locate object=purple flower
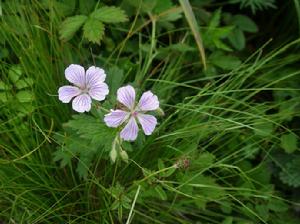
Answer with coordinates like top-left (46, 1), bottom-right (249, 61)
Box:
top-left (104, 85), bottom-right (159, 141)
top-left (58, 64), bottom-right (109, 112)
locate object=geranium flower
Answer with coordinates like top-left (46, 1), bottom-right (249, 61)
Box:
top-left (58, 64), bottom-right (109, 112)
top-left (104, 85), bottom-right (159, 141)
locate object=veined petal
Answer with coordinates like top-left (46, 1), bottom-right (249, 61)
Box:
top-left (137, 113), bottom-right (157, 135)
top-left (65, 64), bottom-right (86, 88)
top-left (86, 66), bottom-right (106, 87)
top-left (117, 85), bottom-right (136, 110)
top-left (88, 83), bottom-right (109, 101)
top-left (120, 116), bottom-right (139, 141)
top-left (137, 91), bottom-right (159, 111)
top-left (72, 94), bottom-right (92, 113)
top-left (104, 109), bottom-right (129, 127)
top-left (58, 85), bottom-right (81, 103)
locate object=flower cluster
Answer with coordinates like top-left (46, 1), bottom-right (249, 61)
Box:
top-left (58, 64), bottom-right (160, 141)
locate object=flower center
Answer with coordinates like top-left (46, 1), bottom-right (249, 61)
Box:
top-left (131, 111), bottom-right (138, 117)
top-left (81, 87), bottom-right (89, 94)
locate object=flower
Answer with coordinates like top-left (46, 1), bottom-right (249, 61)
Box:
top-left (104, 85), bottom-right (159, 141)
top-left (58, 64), bottom-right (109, 112)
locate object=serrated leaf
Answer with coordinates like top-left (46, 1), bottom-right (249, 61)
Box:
top-left (232, 15), bottom-right (258, 33)
top-left (279, 157), bottom-right (300, 187)
top-left (91, 6), bottom-right (128, 23)
top-left (154, 185), bottom-right (167, 200)
top-left (53, 149), bottom-right (73, 167)
top-left (281, 133), bottom-right (298, 154)
top-left (59, 15), bottom-right (87, 41)
top-left (83, 18), bottom-right (105, 44)
top-left (0, 81), bottom-right (11, 90)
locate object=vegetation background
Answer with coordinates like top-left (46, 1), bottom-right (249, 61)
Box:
top-left (0, 0), bottom-right (300, 223)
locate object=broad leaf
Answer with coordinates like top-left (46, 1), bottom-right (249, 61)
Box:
top-left (91, 6), bottom-right (128, 23)
top-left (59, 15), bottom-right (87, 41)
top-left (232, 15), bottom-right (258, 33)
top-left (281, 133), bottom-right (298, 154)
top-left (83, 18), bottom-right (105, 44)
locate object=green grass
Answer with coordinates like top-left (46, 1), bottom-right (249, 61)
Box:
top-left (1, 0), bottom-right (300, 223)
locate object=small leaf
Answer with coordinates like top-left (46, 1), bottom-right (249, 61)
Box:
top-left (228, 28), bottom-right (245, 50)
top-left (232, 15), bottom-right (258, 33)
top-left (209, 51), bottom-right (241, 70)
top-left (154, 185), bottom-right (167, 200)
top-left (91, 6), bottom-right (128, 23)
top-left (83, 18), bottom-right (105, 44)
top-left (8, 65), bottom-right (22, 82)
top-left (254, 122), bottom-right (273, 137)
top-left (59, 15), bottom-right (87, 41)
top-left (281, 133), bottom-right (298, 154)
top-left (15, 78), bottom-right (34, 89)
top-left (158, 159), bottom-right (165, 170)
top-left (16, 91), bottom-right (33, 103)
top-left (0, 81), bottom-right (11, 90)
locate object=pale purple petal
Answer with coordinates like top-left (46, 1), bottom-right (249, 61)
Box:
top-left (58, 86), bottom-right (81, 103)
top-left (104, 109), bottom-right (129, 127)
top-left (137, 91), bottom-right (159, 111)
top-left (88, 83), bottom-right (109, 101)
top-left (72, 94), bottom-right (92, 113)
top-left (120, 117), bottom-right (139, 141)
top-left (137, 113), bottom-right (157, 135)
top-left (117, 85), bottom-right (136, 110)
top-left (86, 66), bottom-right (106, 88)
top-left (65, 64), bottom-right (86, 88)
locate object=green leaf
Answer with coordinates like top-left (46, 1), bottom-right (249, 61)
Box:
top-left (154, 0), bottom-right (172, 13)
top-left (279, 157), bottom-right (300, 187)
top-left (228, 28), bottom-right (246, 50)
top-left (0, 81), bottom-right (11, 90)
top-left (106, 66), bottom-right (124, 96)
top-left (53, 149), bottom-right (73, 167)
top-left (158, 159), bottom-right (165, 170)
top-left (254, 122), bottom-right (273, 137)
top-left (91, 6), bottom-right (128, 23)
top-left (209, 51), bottom-right (241, 70)
top-left (16, 91), bottom-right (33, 103)
top-left (59, 15), bottom-right (87, 41)
top-left (8, 65), bottom-right (22, 82)
top-left (154, 185), bottom-right (167, 200)
top-left (208, 8), bottom-right (221, 29)
top-left (79, 0), bottom-right (95, 15)
top-left (15, 78), bottom-right (34, 89)
top-left (281, 133), bottom-right (298, 154)
top-left (83, 18), bottom-right (105, 44)
top-left (232, 15), bottom-right (258, 33)
top-left (222, 217), bottom-right (233, 224)
top-left (268, 198), bottom-right (288, 212)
